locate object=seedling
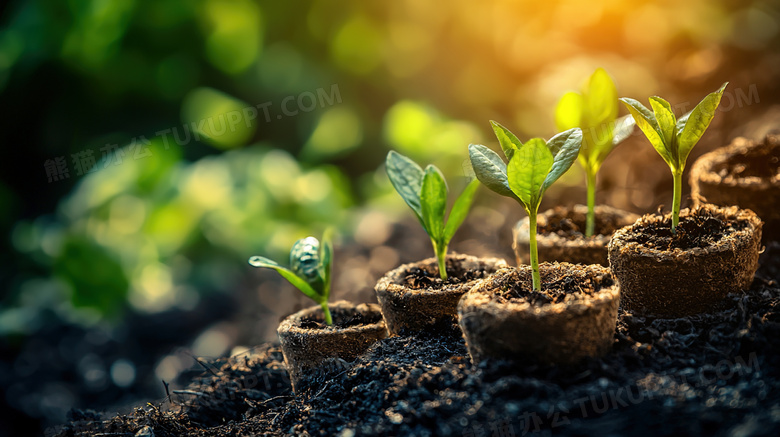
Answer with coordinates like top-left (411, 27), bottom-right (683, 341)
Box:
top-left (386, 151), bottom-right (480, 280)
top-left (620, 83), bottom-right (728, 231)
top-left (470, 123), bottom-right (582, 291)
top-left (249, 233), bottom-right (333, 325)
top-left (555, 68), bottom-right (636, 236)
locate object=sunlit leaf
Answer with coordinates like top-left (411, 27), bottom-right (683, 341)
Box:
top-left (678, 82), bottom-right (728, 166)
top-left (468, 144), bottom-right (518, 201)
top-left (248, 255), bottom-right (324, 303)
top-left (543, 128), bottom-right (582, 192)
top-left (386, 151), bottom-right (424, 222)
top-left (555, 91), bottom-right (584, 132)
top-left (620, 97), bottom-right (672, 166)
top-left (490, 120), bottom-right (523, 160)
top-left (420, 165), bottom-right (447, 240)
top-left (507, 139), bottom-right (553, 209)
top-left (586, 68), bottom-right (618, 126)
top-left (649, 97), bottom-right (676, 148)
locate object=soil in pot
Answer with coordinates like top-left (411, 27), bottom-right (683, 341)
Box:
top-left (277, 300), bottom-right (387, 391)
top-left (690, 134), bottom-right (780, 241)
top-left (374, 253), bottom-right (507, 336)
top-left (458, 262), bottom-right (619, 365)
top-left (608, 204), bottom-right (762, 317)
top-left (513, 204), bottom-right (639, 266)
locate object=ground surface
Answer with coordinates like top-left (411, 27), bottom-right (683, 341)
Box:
top-left (50, 243), bottom-right (780, 437)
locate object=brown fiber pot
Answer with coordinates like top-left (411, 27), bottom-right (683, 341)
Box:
top-left (608, 204), bottom-right (762, 317)
top-left (277, 300), bottom-right (387, 391)
top-left (513, 205), bottom-right (639, 266)
top-left (690, 134), bottom-right (780, 241)
top-left (374, 253), bottom-right (508, 336)
top-left (457, 263), bottom-right (619, 365)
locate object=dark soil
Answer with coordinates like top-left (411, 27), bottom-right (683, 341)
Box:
top-left (298, 305), bottom-right (383, 330)
top-left (402, 257), bottom-right (489, 290)
top-left (713, 137), bottom-right (780, 179)
top-left (497, 264), bottom-right (614, 306)
top-left (538, 208), bottom-right (626, 239)
top-left (624, 208), bottom-right (749, 251)
top-left (53, 257), bottom-right (780, 436)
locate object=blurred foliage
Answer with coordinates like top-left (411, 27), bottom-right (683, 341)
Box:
top-left (1, 0), bottom-right (779, 334)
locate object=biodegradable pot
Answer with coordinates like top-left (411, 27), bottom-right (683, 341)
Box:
top-left (277, 300), bottom-right (387, 391)
top-left (690, 134), bottom-right (780, 241)
top-left (608, 204), bottom-right (762, 317)
top-left (374, 253), bottom-right (508, 336)
top-left (457, 263), bottom-right (619, 365)
top-left (513, 204), bottom-right (639, 266)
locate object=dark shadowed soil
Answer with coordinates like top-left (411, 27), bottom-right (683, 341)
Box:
top-left (623, 209), bottom-right (749, 251)
top-left (298, 304), bottom-right (383, 330)
top-left (538, 208), bottom-right (627, 239)
top-left (51, 244), bottom-right (780, 437)
top-left (402, 257), bottom-right (492, 290)
top-left (499, 264), bottom-right (614, 306)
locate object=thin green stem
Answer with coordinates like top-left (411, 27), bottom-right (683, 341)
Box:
top-left (585, 169), bottom-right (597, 238)
top-left (321, 302), bottom-right (333, 325)
top-left (672, 170), bottom-right (683, 232)
top-left (528, 211), bottom-right (541, 292)
top-left (434, 240), bottom-right (448, 280)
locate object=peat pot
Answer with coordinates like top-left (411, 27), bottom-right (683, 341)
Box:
top-left (277, 300), bottom-right (387, 391)
top-left (513, 205), bottom-right (639, 266)
top-left (457, 263), bottom-right (620, 365)
top-left (608, 204), bottom-right (762, 317)
top-left (375, 253), bottom-right (507, 336)
top-left (690, 134), bottom-right (780, 241)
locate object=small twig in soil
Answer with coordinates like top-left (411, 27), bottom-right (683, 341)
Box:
top-left (172, 390), bottom-right (207, 396)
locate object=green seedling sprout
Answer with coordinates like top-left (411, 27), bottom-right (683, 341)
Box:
top-left (248, 233), bottom-right (333, 325)
top-left (620, 83), bottom-right (728, 232)
top-left (386, 151), bottom-right (480, 281)
top-left (555, 68), bottom-right (636, 237)
top-left (469, 123), bottom-right (582, 291)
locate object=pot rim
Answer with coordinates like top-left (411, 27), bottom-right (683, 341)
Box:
top-left (277, 300), bottom-right (386, 338)
top-left (375, 252), bottom-right (508, 299)
top-left (691, 135), bottom-right (780, 190)
top-left (460, 263), bottom-right (619, 317)
top-left (609, 204), bottom-right (762, 261)
top-left (514, 204), bottom-right (639, 247)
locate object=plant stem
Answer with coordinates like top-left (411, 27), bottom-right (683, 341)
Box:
top-left (321, 302), bottom-right (333, 325)
top-left (528, 211), bottom-right (541, 292)
top-left (434, 241), bottom-right (448, 281)
top-left (672, 169), bottom-right (683, 233)
top-left (586, 169), bottom-right (597, 238)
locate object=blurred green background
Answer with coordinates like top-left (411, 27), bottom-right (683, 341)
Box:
top-left (1, 0), bottom-right (779, 433)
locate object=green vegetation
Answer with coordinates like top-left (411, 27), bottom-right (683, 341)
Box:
top-left (469, 122), bottom-right (582, 291)
top-left (249, 233), bottom-right (334, 325)
top-left (620, 83), bottom-right (728, 231)
top-left (555, 68), bottom-right (636, 236)
top-left (385, 151), bottom-right (480, 280)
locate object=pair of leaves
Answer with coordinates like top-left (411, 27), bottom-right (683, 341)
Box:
top-left (555, 68), bottom-right (635, 172)
top-left (248, 234), bottom-right (332, 305)
top-left (386, 151), bottom-right (480, 250)
top-left (620, 83), bottom-right (728, 173)
top-left (469, 122), bottom-right (583, 213)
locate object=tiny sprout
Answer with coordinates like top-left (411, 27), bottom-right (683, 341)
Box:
top-left (555, 68), bottom-right (636, 237)
top-left (620, 82), bottom-right (728, 231)
top-left (386, 151), bottom-right (480, 280)
top-left (470, 123), bottom-right (582, 291)
top-left (249, 233), bottom-right (333, 325)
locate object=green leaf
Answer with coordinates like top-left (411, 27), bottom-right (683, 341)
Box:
top-left (490, 120), bottom-right (523, 160)
top-left (586, 68), bottom-right (618, 126)
top-left (386, 151), bottom-right (424, 222)
top-left (507, 138), bottom-right (553, 209)
top-left (678, 82), bottom-right (728, 166)
top-left (468, 144), bottom-right (519, 201)
top-left (612, 114), bottom-right (636, 146)
top-left (620, 97), bottom-right (672, 166)
top-left (443, 179), bottom-right (479, 244)
top-left (543, 128), bottom-right (583, 192)
top-left (420, 165), bottom-right (447, 241)
top-left (248, 255), bottom-right (324, 303)
top-left (319, 230), bottom-right (333, 300)
top-left (290, 237), bottom-right (325, 292)
top-left (555, 91), bottom-right (584, 132)
top-left (649, 97), bottom-right (676, 148)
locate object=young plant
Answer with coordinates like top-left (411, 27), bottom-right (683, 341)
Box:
top-left (385, 151), bottom-right (480, 281)
top-left (620, 83), bottom-right (728, 232)
top-left (555, 68), bottom-right (636, 237)
top-left (248, 233), bottom-right (333, 325)
top-left (469, 123), bottom-right (582, 291)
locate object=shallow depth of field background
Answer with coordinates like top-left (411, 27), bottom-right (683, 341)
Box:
top-left (0, 0), bottom-right (778, 434)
